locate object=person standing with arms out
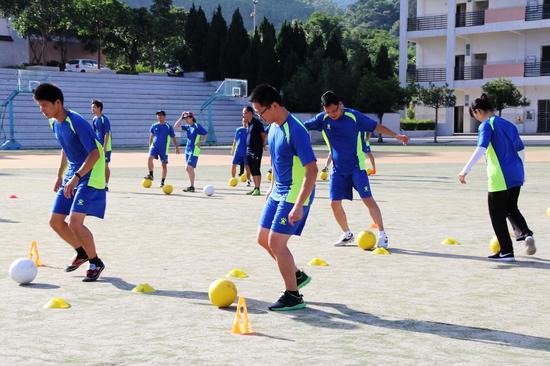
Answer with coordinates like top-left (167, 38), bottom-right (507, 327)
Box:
top-left (230, 115), bottom-right (249, 181)
top-left (33, 83), bottom-right (106, 282)
top-left (458, 93), bottom-right (535, 262)
top-left (304, 91), bottom-right (409, 248)
top-left (144, 110), bottom-right (179, 188)
top-left (251, 84), bottom-right (317, 311)
top-left (91, 100), bottom-right (112, 190)
top-left (243, 106), bottom-right (267, 196)
top-left (174, 111), bottom-right (207, 192)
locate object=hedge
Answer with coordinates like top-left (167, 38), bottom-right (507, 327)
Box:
top-left (400, 119), bottom-right (435, 131)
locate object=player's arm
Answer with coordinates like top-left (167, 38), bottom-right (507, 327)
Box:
top-left (265, 161), bottom-right (275, 201)
top-left (374, 123), bottom-right (409, 145)
top-left (323, 153), bottom-right (332, 172)
top-left (148, 133), bottom-right (153, 147)
top-left (231, 138), bottom-right (236, 155)
top-left (64, 148), bottom-right (100, 198)
top-left (303, 113), bottom-right (324, 131)
top-left (54, 149), bottom-right (67, 192)
top-left (103, 131), bottom-right (110, 152)
top-left (288, 161), bottom-right (317, 225)
top-left (261, 131), bottom-right (267, 150)
top-left (172, 136), bottom-right (180, 154)
top-left (174, 113), bottom-right (184, 129)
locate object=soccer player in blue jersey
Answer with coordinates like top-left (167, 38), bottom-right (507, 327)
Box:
top-left (230, 116), bottom-right (249, 180)
top-left (305, 91), bottom-right (409, 248)
top-left (251, 84), bottom-right (317, 311)
top-left (144, 111), bottom-right (179, 187)
top-left (174, 111), bottom-right (207, 192)
top-left (91, 100), bottom-right (112, 190)
top-left (459, 94), bottom-right (535, 261)
top-left (33, 83), bottom-right (106, 282)
top-left (322, 131), bottom-right (376, 176)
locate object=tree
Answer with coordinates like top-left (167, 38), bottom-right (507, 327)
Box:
top-left (240, 30), bottom-right (261, 90)
top-left (220, 9), bottom-right (249, 78)
top-left (374, 44), bottom-right (393, 79)
top-left (347, 0), bottom-right (400, 31)
top-left (417, 83), bottom-right (457, 143)
top-left (482, 78), bottom-right (530, 116)
top-left (257, 17), bottom-right (281, 88)
top-left (356, 74), bottom-right (406, 142)
top-left (324, 30), bottom-right (347, 64)
top-left (186, 5), bottom-right (209, 71)
top-left (276, 20), bottom-right (308, 83)
top-left (203, 5), bottom-right (227, 80)
top-left (284, 49), bottom-right (324, 111)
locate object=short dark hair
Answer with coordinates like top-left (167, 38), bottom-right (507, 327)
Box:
top-left (92, 99), bottom-right (103, 111)
top-left (156, 110), bottom-right (166, 116)
top-left (244, 106), bottom-right (254, 113)
top-left (469, 93), bottom-right (493, 118)
top-left (250, 84), bottom-right (283, 107)
top-left (33, 83), bottom-right (63, 104)
top-left (321, 90), bottom-right (340, 107)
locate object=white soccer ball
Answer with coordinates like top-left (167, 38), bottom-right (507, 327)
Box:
top-left (203, 185), bottom-right (215, 196)
top-left (9, 258), bottom-right (37, 284)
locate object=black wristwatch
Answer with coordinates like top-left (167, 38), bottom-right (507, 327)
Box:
top-left (74, 172), bottom-right (82, 180)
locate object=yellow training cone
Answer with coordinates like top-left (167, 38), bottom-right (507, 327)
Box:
top-left (546, 207), bottom-right (550, 218)
top-left (44, 297), bottom-right (71, 309)
top-left (232, 296), bottom-right (252, 335)
top-left (307, 257), bottom-right (329, 266)
top-left (226, 268), bottom-right (249, 279)
top-left (441, 237), bottom-right (459, 245)
top-left (132, 283), bottom-right (156, 293)
top-left (372, 247), bottom-right (390, 255)
top-left (28, 241), bottom-right (42, 267)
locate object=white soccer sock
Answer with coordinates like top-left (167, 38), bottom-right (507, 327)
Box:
top-left (378, 230), bottom-right (386, 238)
top-left (344, 230), bottom-right (353, 238)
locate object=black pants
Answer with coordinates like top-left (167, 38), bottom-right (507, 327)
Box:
top-left (247, 151), bottom-right (262, 176)
top-left (238, 162), bottom-right (245, 176)
top-left (488, 186), bottom-right (532, 255)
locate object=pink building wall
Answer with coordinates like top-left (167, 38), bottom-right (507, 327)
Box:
top-left (485, 7), bottom-right (526, 23)
top-left (483, 63), bottom-right (524, 78)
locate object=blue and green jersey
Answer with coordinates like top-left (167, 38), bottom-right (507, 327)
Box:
top-left (478, 115), bottom-right (525, 192)
top-left (304, 108), bottom-right (377, 174)
top-left (182, 123), bottom-right (208, 156)
top-left (268, 113), bottom-right (317, 205)
top-left (92, 114), bottom-right (112, 152)
top-left (150, 122), bottom-right (175, 155)
top-left (49, 110), bottom-right (105, 189)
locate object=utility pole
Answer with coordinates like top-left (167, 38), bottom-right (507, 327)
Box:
top-left (251, 0), bottom-right (258, 32)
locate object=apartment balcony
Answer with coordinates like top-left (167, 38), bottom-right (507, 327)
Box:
top-left (407, 14), bottom-right (447, 31)
top-left (455, 11), bottom-right (485, 28)
top-left (524, 61), bottom-right (550, 77)
top-left (525, 4), bottom-right (550, 21)
top-left (407, 66), bottom-right (446, 83)
top-left (454, 66), bottom-right (484, 80)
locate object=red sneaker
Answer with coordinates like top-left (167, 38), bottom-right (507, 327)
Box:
top-left (82, 262), bottom-right (105, 282)
top-left (65, 255), bottom-right (88, 272)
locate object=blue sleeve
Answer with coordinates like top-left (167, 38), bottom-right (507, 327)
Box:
top-left (356, 112), bottom-right (378, 132)
top-left (74, 117), bottom-right (99, 154)
top-left (169, 125), bottom-right (175, 137)
top-left (103, 116), bottom-right (111, 133)
top-left (291, 125), bottom-right (317, 166)
top-left (303, 113), bottom-right (324, 131)
top-left (149, 124), bottom-right (154, 134)
top-left (477, 122), bottom-right (492, 148)
top-left (181, 125), bottom-right (189, 132)
top-left (197, 124), bottom-right (208, 135)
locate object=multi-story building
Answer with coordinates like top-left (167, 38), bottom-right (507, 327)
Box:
top-left (399, 0), bottom-right (550, 135)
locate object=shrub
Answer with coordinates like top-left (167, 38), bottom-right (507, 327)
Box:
top-left (400, 119), bottom-right (435, 130)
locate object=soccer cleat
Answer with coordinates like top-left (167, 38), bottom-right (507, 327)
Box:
top-left (183, 186), bottom-right (195, 193)
top-left (65, 255), bottom-right (88, 272)
top-left (82, 262), bottom-right (105, 282)
top-left (143, 174), bottom-right (153, 180)
top-left (246, 180), bottom-right (252, 187)
top-left (488, 252), bottom-right (515, 262)
top-left (160, 183), bottom-right (164, 188)
top-left (377, 235), bottom-right (389, 249)
top-left (268, 291), bottom-right (306, 311)
top-left (525, 236), bottom-right (536, 255)
top-left (246, 188), bottom-right (256, 195)
top-left (251, 188), bottom-right (261, 196)
top-left (296, 270), bottom-right (312, 289)
top-left (333, 233), bottom-right (354, 246)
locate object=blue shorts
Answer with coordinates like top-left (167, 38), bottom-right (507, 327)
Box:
top-left (52, 184), bottom-right (106, 219)
top-left (330, 168), bottom-right (372, 201)
top-left (149, 146), bottom-right (168, 164)
top-left (232, 154), bottom-right (246, 165)
top-left (105, 151), bottom-right (111, 163)
top-left (259, 196), bottom-right (313, 236)
top-left (186, 153), bottom-right (198, 168)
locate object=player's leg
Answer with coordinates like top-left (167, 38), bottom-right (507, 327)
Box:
top-left (268, 231), bottom-right (298, 291)
top-left (105, 152), bottom-right (111, 187)
top-left (353, 169), bottom-right (387, 248)
top-left (231, 164), bottom-right (237, 178)
top-left (145, 155), bottom-right (155, 180)
top-left (251, 154), bottom-right (262, 194)
top-left (487, 190), bottom-right (515, 261)
top-left (330, 173), bottom-right (354, 246)
top-left (506, 186), bottom-right (535, 255)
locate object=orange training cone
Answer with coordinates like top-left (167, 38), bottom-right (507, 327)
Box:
top-left (232, 296), bottom-right (252, 335)
top-left (28, 241), bottom-right (42, 267)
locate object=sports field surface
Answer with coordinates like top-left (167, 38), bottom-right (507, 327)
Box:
top-left (2, 145), bottom-right (550, 365)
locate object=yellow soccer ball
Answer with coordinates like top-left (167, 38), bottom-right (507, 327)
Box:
top-left (208, 279), bottom-right (237, 308)
top-left (490, 236), bottom-right (501, 254)
top-left (162, 184), bottom-right (173, 195)
top-left (228, 177), bottom-right (238, 187)
top-left (142, 178), bottom-right (152, 188)
top-left (266, 172), bottom-right (272, 182)
top-left (357, 230), bottom-right (376, 250)
top-left (239, 174), bottom-right (248, 183)
top-left (319, 171), bottom-right (329, 181)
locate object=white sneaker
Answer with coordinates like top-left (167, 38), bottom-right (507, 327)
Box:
top-left (246, 180), bottom-right (251, 187)
top-left (333, 233), bottom-right (354, 246)
top-left (377, 235), bottom-right (389, 249)
top-left (525, 236), bottom-right (536, 255)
